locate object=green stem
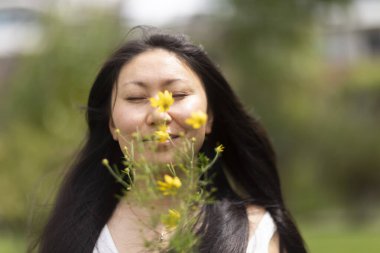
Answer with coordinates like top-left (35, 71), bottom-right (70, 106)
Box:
top-left (104, 163), bottom-right (130, 189)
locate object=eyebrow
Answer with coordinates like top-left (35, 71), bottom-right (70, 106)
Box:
top-left (122, 78), bottom-right (185, 88)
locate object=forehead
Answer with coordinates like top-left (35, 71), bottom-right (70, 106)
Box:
top-left (117, 49), bottom-right (202, 89)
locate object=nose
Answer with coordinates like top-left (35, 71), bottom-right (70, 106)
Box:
top-left (147, 108), bottom-right (172, 126)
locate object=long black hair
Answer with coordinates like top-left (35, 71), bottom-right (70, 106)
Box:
top-left (35, 27), bottom-right (307, 253)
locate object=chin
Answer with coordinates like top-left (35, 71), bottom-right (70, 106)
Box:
top-left (139, 149), bottom-right (177, 165)
top-left (146, 152), bottom-right (175, 165)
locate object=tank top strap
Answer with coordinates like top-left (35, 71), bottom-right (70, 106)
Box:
top-left (246, 211), bottom-right (277, 253)
top-left (93, 224), bottom-right (119, 253)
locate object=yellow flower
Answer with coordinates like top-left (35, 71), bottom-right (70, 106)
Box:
top-left (149, 90), bottom-right (174, 112)
top-left (157, 174), bottom-right (182, 196)
top-left (215, 144), bottom-right (225, 154)
top-left (154, 125), bottom-right (170, 143)
top-left (185, 111), bottom-right (208, 129)
top-left (162, 209), bottom-right (181, 229)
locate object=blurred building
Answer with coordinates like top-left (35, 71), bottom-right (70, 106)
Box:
top-left (0, 0), bottom-right (45, 57)
top-left (0, 0), bottom-right (124, 58)
top-left (320, 0), bottom-right (380, 65)
top-left (2, 0), bottom-right (380, 62)
top-left (0, 0), bottom-right (124, 83)
top-left (0, 0), bottom-right (45, 84)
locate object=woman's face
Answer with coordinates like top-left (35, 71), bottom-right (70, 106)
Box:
top-left (110, 49), bottom-right (213, 164)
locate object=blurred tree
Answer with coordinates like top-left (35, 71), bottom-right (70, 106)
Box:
top-left (319, 61), bottom-right (380, 224)
top-left (0, 10), bottom-right (125, 233)
top-left (198, 0), bottom-right (379, 223)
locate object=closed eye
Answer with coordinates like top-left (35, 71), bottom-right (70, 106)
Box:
top-left (173, 93), bottom-right (188, 100)
top-left (126, 97), bottom-right (147, 103)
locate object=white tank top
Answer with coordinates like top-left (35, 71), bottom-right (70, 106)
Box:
top-left (246, 211), bottom-right (277, 253)
top-left (93, 224), bottom-right (118, 253)
top-left (93, 211), bottom-right (276, 253)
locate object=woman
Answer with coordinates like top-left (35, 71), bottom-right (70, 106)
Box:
top-left (35, 27), bottom-right (307, 253)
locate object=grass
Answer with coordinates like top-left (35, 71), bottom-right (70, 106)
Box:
top-left (304, 228), bottom-right (380, 252)
top-left (302, 220), bottom-right (380, 253)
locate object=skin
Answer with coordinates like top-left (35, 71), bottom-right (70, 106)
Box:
top-left (246, 206), bottom-right (280, 253)
top-left (108, 203), bottom-right (279, 253)
top-left (109, 48), bottom-right (213, 165)
top-left (107, 48), bottom-right (279, 252)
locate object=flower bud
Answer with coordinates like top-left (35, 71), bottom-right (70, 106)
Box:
top-left (102, 159), bottom-right (109, 166)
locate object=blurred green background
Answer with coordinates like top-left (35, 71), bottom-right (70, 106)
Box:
top-left (0, 0), bottom-right (379, 252)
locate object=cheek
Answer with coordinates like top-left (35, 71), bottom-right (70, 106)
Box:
top-left (172, 95), bottom-right (208, 126)
top-left (171, 96), bottom-right (208, 152)
top-left (193, 128), bottom-right (207, 153)
top-left (112, 103), bottom-right (145, 135)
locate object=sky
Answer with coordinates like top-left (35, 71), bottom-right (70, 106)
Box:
top-left (122, 0), bottom-right (218, 26)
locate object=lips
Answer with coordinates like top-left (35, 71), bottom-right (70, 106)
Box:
top-left (141, 133), bottom-right (180, 142)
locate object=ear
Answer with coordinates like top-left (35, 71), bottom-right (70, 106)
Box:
top-left (206, 110), bottom-right (213, 134)
top-left (109, 118), bottom-right (118, 141)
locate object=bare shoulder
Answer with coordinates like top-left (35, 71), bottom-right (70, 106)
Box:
top-left (246, 205), bottom-right (280, 252)
top-left (245, 205), bottom-right (266, 236)
top-left (269, 232), bottom-right (280, 253)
